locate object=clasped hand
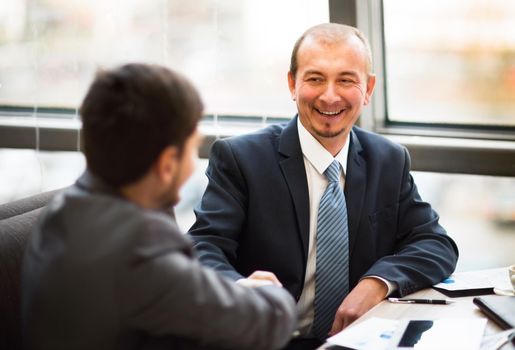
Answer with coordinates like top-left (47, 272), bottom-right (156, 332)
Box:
top-left (328, 278), bottom-right (388, 336)
top-left (236, 270), bottom-right (283, 288)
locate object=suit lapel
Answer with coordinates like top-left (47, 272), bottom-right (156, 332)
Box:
top-left (278, 117), bottom-right (310, 261)
top-left (345, 129), bottom-right (367, 257)
top-left (276, 121), bottom-right (366, 263)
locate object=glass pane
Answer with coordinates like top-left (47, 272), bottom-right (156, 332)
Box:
top-left (383, 0), bottom-right (515, 126)
top-left (413, 171), bottom-right (515, 271)
top-left (0, 149), bottom-right (85, 203)
top-left (0, 0), bottom-right (328, 117)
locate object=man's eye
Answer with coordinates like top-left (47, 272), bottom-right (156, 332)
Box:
top-left (307, 77), bottom-right (323, 83)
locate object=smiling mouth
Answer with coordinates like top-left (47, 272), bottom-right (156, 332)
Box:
top-left (315, 108), bottom-right (345, 117)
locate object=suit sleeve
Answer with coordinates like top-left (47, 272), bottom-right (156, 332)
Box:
top-left (117, 219), bottom-right (297, 350)
top-left (363, 147), bottom-right (459, 296)
top-left (188, 139), bottom-right (248, 281)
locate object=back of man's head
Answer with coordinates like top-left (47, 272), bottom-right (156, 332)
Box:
top-left (80, 63), bottom-right (203, 188)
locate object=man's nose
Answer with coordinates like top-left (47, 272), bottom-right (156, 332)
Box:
top-left (319, 83), bottom-right (341, 104)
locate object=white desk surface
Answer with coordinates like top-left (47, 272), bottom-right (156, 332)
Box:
top-left (318, 287), bottom-right (506, 349)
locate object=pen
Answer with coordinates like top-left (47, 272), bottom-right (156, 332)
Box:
top-left (388, 298), bottom-right (454, 305)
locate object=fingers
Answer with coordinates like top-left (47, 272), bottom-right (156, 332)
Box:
top-left (328, 308), bottom-right (359, 336)
top-left (247, 270), bottom-right (283, 287)
top-left (236, 270), bottom-right (283, 288)
top-left (327, 280), bottom-right (387, 336)
top-left (236, 278), bottom-right (275, 288)
top-left (329, 314), bottom-right (343, 336)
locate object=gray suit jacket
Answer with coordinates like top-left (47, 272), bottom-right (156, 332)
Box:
top-left (21, 171), bottom-right (297, 350)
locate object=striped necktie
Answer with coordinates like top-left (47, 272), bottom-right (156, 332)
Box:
top-left (312, 160), bottom-right (349, 340)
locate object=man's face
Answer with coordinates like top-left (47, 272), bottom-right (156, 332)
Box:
top-left (163, 129), bottom-right (201, 207)
top-left (288, 35), bottom-right (375, 151)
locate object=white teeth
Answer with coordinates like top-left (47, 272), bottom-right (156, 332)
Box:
top-left (319, 109), bottom-right (342, 115)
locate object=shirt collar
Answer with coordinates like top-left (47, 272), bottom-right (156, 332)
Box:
top-left (297, 117), bottom-right (350, 176)
top-left (76, 170), bottom-right (118, 195)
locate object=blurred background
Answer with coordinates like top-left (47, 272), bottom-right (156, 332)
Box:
top-left (1, 0), bottom-right (514, 272)
top-left (1, 150), bottom-right (513, 273)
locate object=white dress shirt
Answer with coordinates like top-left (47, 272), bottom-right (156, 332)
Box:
top-left (295, 119), bottom-right (395, 336)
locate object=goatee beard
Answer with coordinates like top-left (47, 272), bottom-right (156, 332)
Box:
top-left (314, 125), bottom-right (347, 139)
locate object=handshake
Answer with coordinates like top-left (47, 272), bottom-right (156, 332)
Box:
top-left (237, 270), bottom-right (284, 288)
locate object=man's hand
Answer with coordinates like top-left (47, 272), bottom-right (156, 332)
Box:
top-left (236, 270), bottom-right (283, 288)
top-left (328, 278), bottom-right (388, 336)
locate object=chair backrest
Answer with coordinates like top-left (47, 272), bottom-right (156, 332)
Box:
top-left (0, 189), bottom-right (60, 220)
top-left (0, 189), bottom-right (61, 350)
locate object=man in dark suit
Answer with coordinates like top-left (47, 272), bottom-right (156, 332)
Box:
top-left (21, 63), bottom-right (297, 350)
top-left (189, 23), bottom-right (458, 349)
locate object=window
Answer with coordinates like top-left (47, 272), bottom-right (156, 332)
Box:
top-left (1, 0), bottom-right (514, 193)
top-left (0, 0), bottom-right (328, 202)
top-left (0, 0), bottom-right (328, 117)
top-left (382, 0), bottom-right (515, 129)
top-left (354, 0), bottom-right (515, 177)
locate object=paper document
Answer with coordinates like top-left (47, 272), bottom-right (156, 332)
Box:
top-left (433, 267), bottom-right (511, 291)
top-left (326, 317), bottom-right (398, 350)
top-left (327, 317), bottom-right (487, 350)
top-left (480, 329), bottom-right (515, 350)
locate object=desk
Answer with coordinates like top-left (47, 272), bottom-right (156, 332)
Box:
top-left (319, 287), bottom-right (507, 349)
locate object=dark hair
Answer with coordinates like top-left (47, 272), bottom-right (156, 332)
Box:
top-left (80, 63), bottom-right (203, 187)
top-left (289, 23), bottom-right (373, 78)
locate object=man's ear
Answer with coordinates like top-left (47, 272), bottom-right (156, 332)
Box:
top-left (154, 145), bottom-right (179, 184)
top-left (287, 71), bottom-right (296, 101)
top-left (363, 74), bottom-right (376, 106)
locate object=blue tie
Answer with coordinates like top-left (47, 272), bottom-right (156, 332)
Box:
top-left (312, 160), bottom-right (349, 340)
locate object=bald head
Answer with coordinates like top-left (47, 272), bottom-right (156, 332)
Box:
top-left (289, 23), bottom-right (373, 78)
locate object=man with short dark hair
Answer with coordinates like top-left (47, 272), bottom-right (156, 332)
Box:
top-left (21, 63), bottom-right (297, 350)
top-left (189, 23), bottom-right (458, 349)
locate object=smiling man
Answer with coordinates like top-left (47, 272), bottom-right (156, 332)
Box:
top-left (189, 23), bottom-right (458, 349)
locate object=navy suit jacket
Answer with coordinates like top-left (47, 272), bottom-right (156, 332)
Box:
top-left (189, 117), bottom-right (458, 300)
